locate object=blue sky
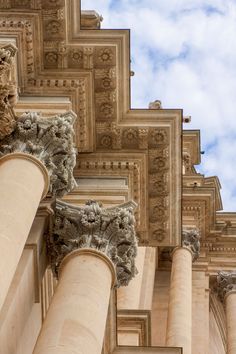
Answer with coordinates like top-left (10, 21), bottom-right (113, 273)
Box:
top-left (82, 0), bottom-right (236, 211)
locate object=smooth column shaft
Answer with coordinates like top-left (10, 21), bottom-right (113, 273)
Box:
top-left (0, 153), bottom-right (48, 310)
top-left (226, 292), bottom-right (236, 354)
top-left (166, 247), bottom-right (192, 354)
top-left (33, 249), bottom-right (115, 354)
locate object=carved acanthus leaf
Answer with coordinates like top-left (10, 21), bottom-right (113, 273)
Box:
top-left (49, 200), bottom-right (138, 287)
top-left (0, 43), bottom-right (18, 140)
top-left (182, 228), bottom-right (200, 261)
top-left (0, 111), bottom-right (77, 196)
top-left (217, 271), bottom-right (236, 302)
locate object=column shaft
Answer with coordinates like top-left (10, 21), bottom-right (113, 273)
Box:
top-left (166, 247), bottom-right (192, 354)
top-left (226, 292), bottom-right (236, 354)
top-left (0, 153), bottom-right (48, 310)
top-left (33, 249), bottom-right (115, 354)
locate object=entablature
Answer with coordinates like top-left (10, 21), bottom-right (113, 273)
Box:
top-left (0, 0), bottom-right (182, 247)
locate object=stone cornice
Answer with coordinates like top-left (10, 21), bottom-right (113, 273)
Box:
top-left (0, 110), bottom-right (77, 196)
top-left (48, 199), bottom-right (138, 287)
top-left (217, 271), bottom-right (236, 302)
top-left (0, 43), bottom-right (18, 140)
top-left (0, 5), bottom-right (182, 247)
top-left (182, 228), bottom-right (200, 261)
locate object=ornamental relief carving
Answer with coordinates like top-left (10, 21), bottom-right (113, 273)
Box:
top-left (0, 14), bottom-right (118, 151)
top-left (49, 200), bottom-right (138, 287)
top-left (217, 271), bottom-right (236, 302)
top-left (78, 127), bottom-right (170, 245)
top-left (0, 43), bottom-right (18, 140)
top-left (0, 111), bottom-right (77, 196)
top-left (76, 156), bottom-right (144, 232)
top-left (0, 7), bottom-right (180, 246)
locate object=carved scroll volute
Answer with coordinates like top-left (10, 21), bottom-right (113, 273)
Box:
top-left (0, 43), bottom-right (18, 140)
top-left (49, 200), bottom-right (138, 287)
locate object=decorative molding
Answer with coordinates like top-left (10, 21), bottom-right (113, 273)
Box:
top-left (117, 309), bottom-right (151, 346)
top-left (0, 4), bottom-right (182, 247)
top-left (0, 43), bottom-right (18, 140)
top-left (217, 271), bottom-right (236, 302)
top-left (182, 228), bottom-right (200, 261)
top-left (0, 111), bottom-right (77, 196)
top-left (49, 199), bottom-right (138, 287)
top-left (75, 153), bottom-right (146, 235)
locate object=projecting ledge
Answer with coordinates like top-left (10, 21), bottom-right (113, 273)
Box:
top-left (113, 346), bottom-right (182, 354)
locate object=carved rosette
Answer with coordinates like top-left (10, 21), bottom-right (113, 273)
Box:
top-left (0, 43), bottom-right (18, 140)
top-left (49, 200), bottom-right (138, 287)
top-left (182, 228), bottom-right (200, 261)
top-left (217, 271), bottom-right (236, 302)
top-left (0, 111), bottom-right (77, 196)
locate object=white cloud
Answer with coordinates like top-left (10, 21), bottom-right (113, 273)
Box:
top-left (82, 0), bottom-right (236, 210)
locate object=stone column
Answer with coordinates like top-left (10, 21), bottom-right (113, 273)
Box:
top-left (217, 272), bottom-right (236, 354)
top-left (166, 229), bottom-right (200, 354)
top-left (0, 153), bottom-right (49, 310)
top-left (0, 48), bottom-right (77, 310)
top-left (33, 200), bottom-right (138, 354)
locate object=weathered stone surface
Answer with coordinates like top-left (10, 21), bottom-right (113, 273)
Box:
top-left (217, 271), bottom-right (236, 302)
top-left (0, 111), bottom-right (77, 196)
top-left (48, 199), bottom-right (138, 287)
top-left (182, 228), bottom-right (200, 261)
top-left (0, 43), bottom-right (18, 140)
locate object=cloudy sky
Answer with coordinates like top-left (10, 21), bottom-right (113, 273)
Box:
top-left (82, 0), bottom-right (236, 211)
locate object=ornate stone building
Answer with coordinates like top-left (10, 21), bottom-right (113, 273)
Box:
top-left (0, 2), bottom-right (234, 354)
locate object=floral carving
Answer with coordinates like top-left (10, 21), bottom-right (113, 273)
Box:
top-left (149, 177), bottom-right (167, 197)
top-left (182, 228), bottom-right (200, 261)
top-left (217, 271), bottom-right (236, 302)
top-left (45, 52), bottom-right (58, 65)
top-left (149, 156), bottom-right (167, 173)
top-left (0, 43), bottom-right (18, 140)
top-left (149, 129), bottom-right (167, 147)
top-left (152, 229), bottom-right (165, 242)
top-left (71, 50), bottom-right (83, 63)
top-left (49, 200), bottom-right (138, 287)
top-left (150, 205), bottom-right (166, 223)
top-left (101, 77), bottom-right (112, 89)
top-left (99, 134), bottom-right (113, 148)
top-left (98, 48), bottom-right (113, 63)
top-left (99, 102), bottom-right (114, 119)
top-left (122, 128), bottom-right (139, 148)
top-left (0, 111), bottom-right (77, 196)
top-left (46, 20), bottom-right (61, 35)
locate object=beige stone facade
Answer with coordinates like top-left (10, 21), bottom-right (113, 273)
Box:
top-left (0, 2), bottom-right (234, 354)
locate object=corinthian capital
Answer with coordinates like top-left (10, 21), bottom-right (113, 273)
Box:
top-left (0, 43), bottom-right (18, 140)
top-left (0, 111), bottom-right (77, 196)
top-left (182, 228), bottom-right (200, 261)
top-left (49, 200), bottom-right (138, 287)
top-left (217, 271), bottom-right (236, 302)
